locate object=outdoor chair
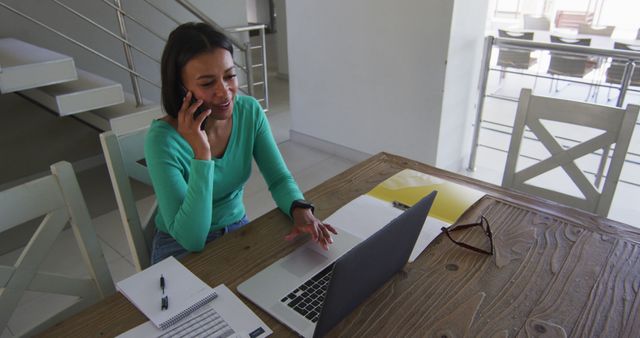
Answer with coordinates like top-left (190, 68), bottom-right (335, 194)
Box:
top-left (577, 24), bottom-right (615, 37)
top-left (547, 35), bottom-right (599, 99)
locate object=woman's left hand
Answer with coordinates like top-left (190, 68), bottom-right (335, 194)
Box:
top-left (285, 208), bottom-right (337, 250)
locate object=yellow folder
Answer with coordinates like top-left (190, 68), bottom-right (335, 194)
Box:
top-left (367, 169), bottom-right (485, 224)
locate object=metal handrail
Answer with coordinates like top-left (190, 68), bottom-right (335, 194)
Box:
top-left (113, 0), bottom-right (142, 106)
top-left (99, 0), bottom-right (168, 42)
top-left (468, 35), bottom-right (640, 171)
top-left (227, 24), bottom-right (267, 33)
top-left (0, 1), bottom-right (159, 89)
top-left (469, 36), bottom-right (494, 173)
top-left (225, 23), bottom-right (270, 111)
top-left (2, 0), bottom-right (271, 112)
top-left (142, 0), bottom-right (180, 25)
top-left (486, 66), bottom-right (640, 93)
top-left (256, 23), bottom-right (270, 111)
top-left (495, 36), bottom-right (640, 60)
top-left (50, 0), bottom-right (160, 63)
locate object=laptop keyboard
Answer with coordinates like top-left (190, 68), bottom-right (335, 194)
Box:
top-left (280, 264), bottom-right (334, 323)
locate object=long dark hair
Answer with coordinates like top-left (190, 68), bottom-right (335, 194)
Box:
top-left (160, 22), bottom-right (234, 117)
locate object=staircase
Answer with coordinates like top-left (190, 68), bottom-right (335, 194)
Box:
top-left (0, 0), bottom-right (271, 187)
top-left (0, 38), bottom-right (163, 135)
top-left (0, 36), bottom-right (163, 257)
top-left (0, 38), bottom-right (76, 93)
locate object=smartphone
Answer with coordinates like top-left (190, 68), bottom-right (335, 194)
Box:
top-left (180, 87), bottom-right (208, 130)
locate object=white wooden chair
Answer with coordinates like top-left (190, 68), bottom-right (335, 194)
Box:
top-left (502, 89), bottom-right (639, 217)
top-left (0, 161), bottom-right (115, 336)
top-left (100, 128), bottom-right (156, 271)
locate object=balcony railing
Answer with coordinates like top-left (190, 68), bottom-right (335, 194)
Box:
top-left (468, 35), bottom-right (640, 189)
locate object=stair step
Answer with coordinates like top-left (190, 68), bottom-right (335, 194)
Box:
top-left (75, 93), bottom-right (164, 134)
top-left (0, 38), bottom-right (77, 94)
top-left (21, 68), bottom-right (124, 116)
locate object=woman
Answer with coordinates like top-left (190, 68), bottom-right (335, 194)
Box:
top-left (145, 22), bottom-right (336, 264)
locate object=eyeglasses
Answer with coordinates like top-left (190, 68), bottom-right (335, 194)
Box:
top-left (440, 216), bottom-right (493, 255)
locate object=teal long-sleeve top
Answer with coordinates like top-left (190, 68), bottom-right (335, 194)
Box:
top-left (144, 95), bottom-right (303, 252)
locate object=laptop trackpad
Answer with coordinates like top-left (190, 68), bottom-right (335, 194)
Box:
top-left (281, 247), bottom-right (328, 278)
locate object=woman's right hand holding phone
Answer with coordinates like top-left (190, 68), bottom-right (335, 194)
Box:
top-left (177, 91), bottom-right (212, 160)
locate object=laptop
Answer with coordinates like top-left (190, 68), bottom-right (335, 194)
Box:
top-left (238, 191), bottom-right (437, 337)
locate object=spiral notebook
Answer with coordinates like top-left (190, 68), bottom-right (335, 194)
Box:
top-left (118, 284), bottom-right (272, 338)
top-left (116, 256), bottom-right (218, 330)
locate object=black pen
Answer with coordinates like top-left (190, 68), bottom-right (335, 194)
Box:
top-left (160, 274), bottom-right (168, 310)
top-left (161, 295), bottom-right (169, 310)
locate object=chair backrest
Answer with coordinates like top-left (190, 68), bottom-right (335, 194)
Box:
top-left (554, 10), bottom-right (594, 30)
top-left (548, 36), bottom-right (594, 77)
top-left (606, 42), bottom-right (640, 86)
top-left (550, 35), bottom-right (591, 46)
top-left (0, 161), bottom-right (115, 336)
top-left (496, 30), bottom-right (536, 69)
top-left (100, 128), bottom-right (156, 271)
top-left (613, 41), bottom-right (640, 51)
top-left (577, 24), bottom-right (615, 37)
top-left (503, 89), bottom-right (639, 216)
top-left (523, 15), bottom-right (550, 30)
top-left (498, 29), bottom-right (534, 40)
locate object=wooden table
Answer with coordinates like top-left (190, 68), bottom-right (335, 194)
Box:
top-left (40, 153), bottom-right (640, 337)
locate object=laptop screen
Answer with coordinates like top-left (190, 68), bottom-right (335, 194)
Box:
top-left (313, 191), bottom-right (437, 337)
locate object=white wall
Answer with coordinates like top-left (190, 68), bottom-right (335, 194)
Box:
top-left (437, 0), bottom-right (490, 170)
top-left (0, 0), bottom-right (248, 104)
top-left (288, 0), bottom-right (454, 165)
top-left (274, 0), bottom-right (288, 78)
top-left (246, 0), bottom-right (259, 24)
top-left (246, 0), bottom-right (271, 24)
top-left (288, 0), bottom-right (487, 167)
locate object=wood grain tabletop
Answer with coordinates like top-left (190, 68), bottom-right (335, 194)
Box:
top-left (39, 152), bottom-right (640, 337)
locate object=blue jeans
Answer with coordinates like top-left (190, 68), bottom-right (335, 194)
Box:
top-left (150, 215), bottom-right (249, 265)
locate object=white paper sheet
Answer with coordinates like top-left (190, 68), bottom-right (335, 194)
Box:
top-left (409, 216), bottom-right (448, 262)
top-left (323, 194), bottom-right (446, 263)
top-left (324, 194), bottom-right (402, 239)
top-left (117, 284), bottom-right (271, 338)
top-left (115, 256), bottom-right (215, 329)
